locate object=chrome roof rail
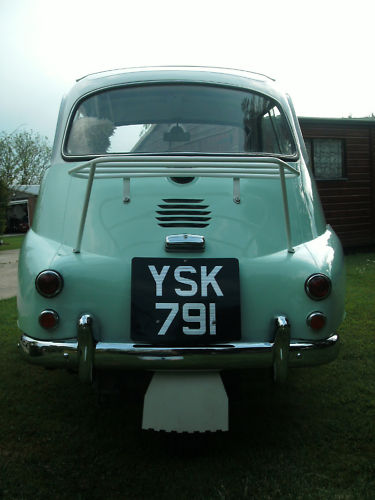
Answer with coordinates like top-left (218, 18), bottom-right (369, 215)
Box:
top-left (69, 155), bottom-right (299, 254)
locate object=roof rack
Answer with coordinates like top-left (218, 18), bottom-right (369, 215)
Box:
top-left (69, 155), bottom-right (299, 254)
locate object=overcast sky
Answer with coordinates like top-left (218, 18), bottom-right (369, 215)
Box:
top-left (1, 0), bottom-right (374, 143)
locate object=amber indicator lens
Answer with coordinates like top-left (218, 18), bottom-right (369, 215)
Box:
top-left (35, 270), bottom-right (63, 298)
top-left (305, 274), bottom-right (331, 300)
top-left (39, 310), bottom-right (59, 329)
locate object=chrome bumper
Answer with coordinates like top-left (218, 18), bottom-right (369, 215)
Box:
top-left (18, 315), bottom-right (340, 383)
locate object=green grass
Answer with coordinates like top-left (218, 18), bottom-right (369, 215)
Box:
top-left (0, 235), bottom-right (25, 251)
top-left (0, 254), bottom-right (374, 499)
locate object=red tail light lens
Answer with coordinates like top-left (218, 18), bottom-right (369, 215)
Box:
top-left (39, 309), bottom-right (59, 329)
top-left (35, 270), bottom-right (63, 298)
top-left (305, 273), bottom-right (331, 300)
top-left (307, 312), bottom-right (326, 330)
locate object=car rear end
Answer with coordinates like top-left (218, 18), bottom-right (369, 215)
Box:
top-left (17, 68), bottom-right (345, 388)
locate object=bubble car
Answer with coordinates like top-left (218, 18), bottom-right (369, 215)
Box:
top-left (18, 67), bottom-right (345, 432)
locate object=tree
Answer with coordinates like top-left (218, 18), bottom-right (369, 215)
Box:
top-left (0, 130), bottom-right (52, 235)
top-left (0, 177), bottom-right (8, 236)
top-left (0, 130), bottom-right (52, 187)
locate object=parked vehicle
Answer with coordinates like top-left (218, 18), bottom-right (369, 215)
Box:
top-left (18, 67), bottom-right (345, 432)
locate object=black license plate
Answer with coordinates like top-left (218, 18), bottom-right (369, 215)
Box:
top-left (131, 258), bottom-right (241, 345)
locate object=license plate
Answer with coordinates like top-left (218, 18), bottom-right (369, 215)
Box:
top-left (131, 258), bottom-right (241, 345)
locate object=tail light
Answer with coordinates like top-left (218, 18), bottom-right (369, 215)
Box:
top-left (35, 270), bottom-right (63, 298)
top-left (305, 273), bottom-right (331, 300)
top-left (306, 312), bottom-right (326, 330)
top-left (39, 309), bottom-right (59, 329)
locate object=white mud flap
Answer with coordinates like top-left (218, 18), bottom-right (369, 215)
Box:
top-left (142, 371), bottom-right (228, 433)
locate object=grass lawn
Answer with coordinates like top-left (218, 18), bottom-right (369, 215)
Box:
top-left (0, 235), bottom-right (25, 251)
top-left (0, 253), bottom-right (374, 499)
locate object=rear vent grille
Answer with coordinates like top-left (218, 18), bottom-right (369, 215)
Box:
top-left (156, 199), bottom-right (211, 228)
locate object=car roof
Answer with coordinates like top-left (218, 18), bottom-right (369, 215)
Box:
top-left (76, 65), bottom-right (275, 83)
top-left (66, 66), bottom-right (285, 105)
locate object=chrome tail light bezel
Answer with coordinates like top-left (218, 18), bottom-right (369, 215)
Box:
top-left (38, 309), bottom-right (60, 330)
top-left (306, 311), bottom-right (327, 330)
top-left (35, 270), bottom-right (64, 298)
top-left (305, 273), bottom-right (332, 301)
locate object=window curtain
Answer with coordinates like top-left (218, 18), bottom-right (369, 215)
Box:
top-left (313, 139), bottom-right (342, 179)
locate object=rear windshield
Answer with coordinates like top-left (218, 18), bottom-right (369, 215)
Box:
top-left (65, 84), bottom-right (296, 157)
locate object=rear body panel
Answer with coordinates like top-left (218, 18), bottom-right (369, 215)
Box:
top-left (17, 67), bottom-right (345, 376)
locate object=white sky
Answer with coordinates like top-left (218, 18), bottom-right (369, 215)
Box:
top-left (1, 0), bottom-right (374, 142)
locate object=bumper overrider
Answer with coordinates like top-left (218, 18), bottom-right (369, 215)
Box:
top-left (18, 314), bottom-right (340, 384)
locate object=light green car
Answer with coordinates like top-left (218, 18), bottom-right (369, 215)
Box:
top-left (18, 67), bottom-right (345, 432)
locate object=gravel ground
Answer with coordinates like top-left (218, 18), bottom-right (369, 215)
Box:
top-left (0, 249), bottom-right (20, 299)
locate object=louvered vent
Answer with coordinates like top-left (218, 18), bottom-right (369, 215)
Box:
top-left (156, 199), bottom-right (211, 228)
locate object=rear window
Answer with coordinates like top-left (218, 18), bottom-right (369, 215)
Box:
top-left (65, 84), bottom-right (296, 157)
